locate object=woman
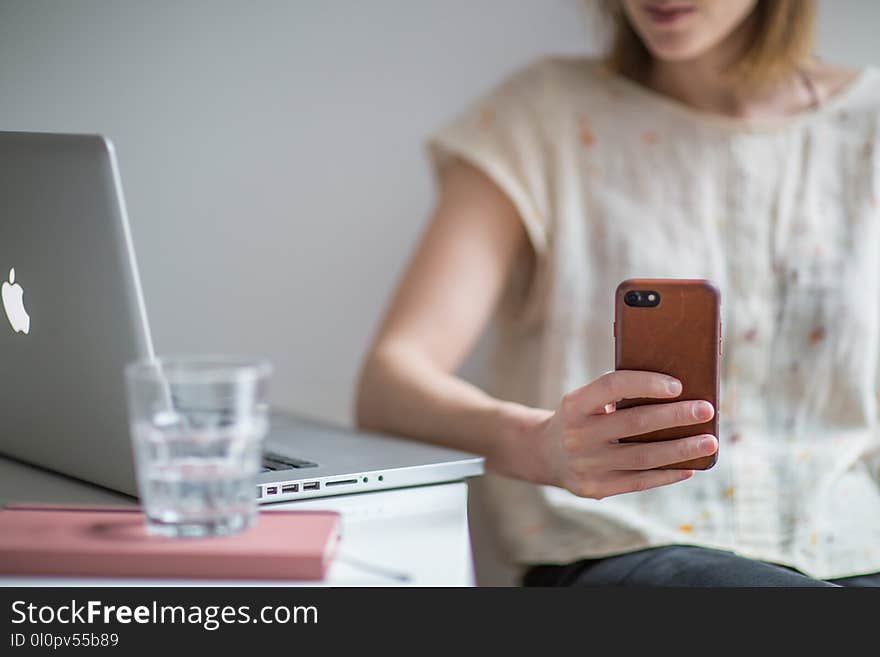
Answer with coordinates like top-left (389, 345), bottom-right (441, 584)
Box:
top-left (356, 0), bottom-right (880, 586)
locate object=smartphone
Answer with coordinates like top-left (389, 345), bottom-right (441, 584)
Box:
top-left (613, 278), bottom-right (721, 470)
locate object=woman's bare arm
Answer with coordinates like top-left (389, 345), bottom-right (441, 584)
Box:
top-left (355, 161), bottom-right (540, 478)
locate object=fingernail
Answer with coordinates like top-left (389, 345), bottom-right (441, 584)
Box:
top-left (699, 436), bottom-right (717, 451)
top-left (693, 401), bottom-right (713, 420)
top-left (666, 379), bottom-right (682, 395)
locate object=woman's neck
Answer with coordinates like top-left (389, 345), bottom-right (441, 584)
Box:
top-left (648, 60), bottom-right (809, 120)
top-left (645, 12), bottom-right (815, 120)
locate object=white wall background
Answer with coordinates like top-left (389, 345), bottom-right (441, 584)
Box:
top-left (0, 0), bottom-right (877, 427)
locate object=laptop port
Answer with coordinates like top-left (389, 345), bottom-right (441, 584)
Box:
top-left (302, 482), bottom-right (320, 491)
top-left (325, 479), bottom-right (358, 487)
top-left (256, 486), bottom-right (263, 498)
top-left (281, 483), bottom-right (299, 494)
top-left (265, 486), bottom-right (278, 495)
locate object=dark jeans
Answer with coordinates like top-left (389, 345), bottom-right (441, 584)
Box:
top-left (522, 545), bottom-right (880, 587)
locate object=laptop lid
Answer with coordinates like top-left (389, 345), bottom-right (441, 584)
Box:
top-left (0, 131), bottom-right (153, 496)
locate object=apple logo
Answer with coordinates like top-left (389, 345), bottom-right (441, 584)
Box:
top-left (2, 268), bottom-right (30, 335)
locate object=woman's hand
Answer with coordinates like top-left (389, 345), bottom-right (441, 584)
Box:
top-left (505, 370), bottom-right (717, 499)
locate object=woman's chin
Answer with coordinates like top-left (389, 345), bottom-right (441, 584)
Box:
top-left (644, 40), bottom-right (712, 64)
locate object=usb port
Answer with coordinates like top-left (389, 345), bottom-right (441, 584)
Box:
top-left (281, 483), bottom-right (299, 494)
top-left (302, 482), bottom-right (320, 491)
top-left (265, 486), bottom-right (278, 495)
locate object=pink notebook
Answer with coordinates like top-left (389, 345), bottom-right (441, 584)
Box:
top-left (0, 504), bottom-right (340, 581)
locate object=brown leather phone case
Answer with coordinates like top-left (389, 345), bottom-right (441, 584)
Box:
top-left (614, 279), bottom-right (721, 470)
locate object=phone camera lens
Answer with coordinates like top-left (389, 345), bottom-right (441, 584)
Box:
top-left (624, 290), bottom-right (660, 307)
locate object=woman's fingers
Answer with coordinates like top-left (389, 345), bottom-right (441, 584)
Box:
top-left (607, 434), bottom-right (717, 470)
top-left (554, 373), bottom-right (716, 500)
top-left (568, 434), bottom-right (717, 475)
top-left (593, 399), bottom-right (715, 441)
top-left (596, 469), bottom-right (696, 498)
top-left (561, 370), bottom-right (682, 419)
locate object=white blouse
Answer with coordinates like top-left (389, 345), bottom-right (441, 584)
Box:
top-left (428, 57), bottom-right (880, 579)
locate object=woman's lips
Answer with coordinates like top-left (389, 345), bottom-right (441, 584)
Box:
top-left (642, 2), bottom-right (697, 25)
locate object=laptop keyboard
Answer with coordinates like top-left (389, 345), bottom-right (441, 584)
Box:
top-left (261, 451), bottom-right (319, 472)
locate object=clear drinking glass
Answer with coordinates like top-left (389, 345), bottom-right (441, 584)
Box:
top-left (125, 356), bottom-right (271, 537)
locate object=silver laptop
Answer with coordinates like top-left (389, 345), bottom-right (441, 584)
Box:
top-left (0, 131), bottom-right (483, 502)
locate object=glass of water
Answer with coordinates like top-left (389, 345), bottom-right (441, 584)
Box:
top-left (125, 356), bottom-right (271, 537)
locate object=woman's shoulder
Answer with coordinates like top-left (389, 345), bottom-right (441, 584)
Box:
top-left (813, 63), bottom-right (880, 117)
top-left (486, 56), bottom-right (623, 119)
top-left (848, 67), bottom-right (880, 110)
top-left (502, 55), bottom-right (613, 91)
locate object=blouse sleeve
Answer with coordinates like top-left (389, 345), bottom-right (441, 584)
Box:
top-left (425, 59), bottom-right (553, 257)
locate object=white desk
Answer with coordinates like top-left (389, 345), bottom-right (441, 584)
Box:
top-left (0, 455), bottom-right (475, 586)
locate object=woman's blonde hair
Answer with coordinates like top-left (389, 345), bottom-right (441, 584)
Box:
top-left (600, 0), bottom-right (817, 86)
